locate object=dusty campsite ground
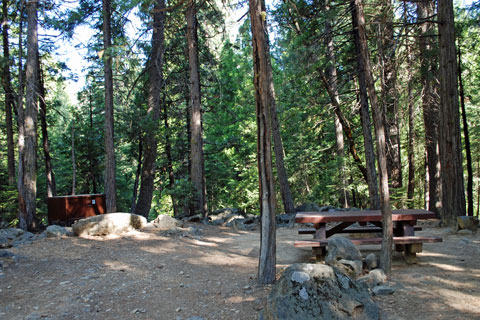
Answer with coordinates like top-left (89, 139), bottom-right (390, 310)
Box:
top-left (1, 222), bottom-right (479, 320)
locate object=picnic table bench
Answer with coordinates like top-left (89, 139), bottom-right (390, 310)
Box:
top-left (294, 209), bottom-right (442, 263)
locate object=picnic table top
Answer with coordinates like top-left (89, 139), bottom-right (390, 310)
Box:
top-left (295, 209), bottom-right (436, 224)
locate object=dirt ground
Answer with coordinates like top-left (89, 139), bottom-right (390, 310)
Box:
top-left (1, 222), bottom-right (479, 320)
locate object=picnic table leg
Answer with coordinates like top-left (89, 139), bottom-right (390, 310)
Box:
top-left (396, 221), bottom-right (421, 264)
top-left (313, 223), bottom-right (327, 262)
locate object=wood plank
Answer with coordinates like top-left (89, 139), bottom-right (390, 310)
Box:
top-left (295, 209), bottom-right (436, 224)
top-left (298, 226), bottom-right (422, 235)
top-left (294, 236), bottom-right (442, 248)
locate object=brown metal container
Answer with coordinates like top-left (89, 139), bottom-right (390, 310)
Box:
top-left (47, 194), bottom-right (106, 225)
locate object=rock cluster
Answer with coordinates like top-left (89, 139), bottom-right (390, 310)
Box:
top-left (261, 263), bottom-right (379, 320)
top-left (0, 228), bottom-right (44, 248)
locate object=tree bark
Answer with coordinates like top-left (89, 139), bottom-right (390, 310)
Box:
top-left (250, 0), bottom-right (276, 285)
top-left (16, 3), bottom-right (26, 229)
top-left (87, 90), bottom-right (97, 193)
top-left (20, 0), bottom-right (39, 231)
top-left (1, 0), bottom-right (15, 186)
top-left (350, 0), bottom-right (380, 210)
top-left (406, 49), bottom-right (415, 205)
top-left (378, 0), bottom-right (402, 189)
top-left (354, 0), bottom-right (392, 273)
top-left (324, 0), bottom-right (349, 208)
top-left (164, 102), bottom-right (178, 217)
top-left (135, 0), bottom-right (166, 218)
top-left (102, 0), bottom-right (117, 212)
top-left (187, 0), bottom-right (207, 217)
top-left (417, 0), bottom-right (441, 214)
top-left (38, 60), bottom-right (56, 197)
top-left (131, 137), bottom-right (142, 213)
top-left (271, 109), bottom-right (295, 213)
top-left (320, 71), bottom-right (369, 184)
top-left (437, 0), bottom-right (466, 225)
top-left (457, 46), bottom-right (473, 217)
top-left (71, 123), bottom-right (76, 195)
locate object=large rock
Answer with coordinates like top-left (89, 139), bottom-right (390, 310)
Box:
top-left (72, 213), bottom-right (147, 236)
top-left (150, 214), bottom-right (182, 229)
top-left (457, 216), bottom-right (479, 232)
top-left (209, 208), bottom-right (243, 222)
top-left (325, 237), bottom-right (363, 277)
top-left (46, 225), bottom-right (71, 238)
top-left (325, 237), bottom-right (362, 264)
top-left (261, 263), bottom-right (379, 320)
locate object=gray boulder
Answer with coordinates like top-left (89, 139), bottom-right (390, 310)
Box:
top-left (364, 253), bottom-right (378, 270)
top-left (457, 216), bottom-right (478, 232)
top-left (325, 237), bottom-right (363, 277)
top-left (151, 214), bottom-right (182, 229)
top-left (72, 213), bottom-right (147, 236)
top-left (326, 237), bottom-right (363, 264)
top-left (2, 228), bottom-right (24, 240)
top-left (46, 225), bottom-right (70, 238)
top-left (261, 263), bottom-right (379, 320)
top-left (209, 208), bottom-right (243, 221)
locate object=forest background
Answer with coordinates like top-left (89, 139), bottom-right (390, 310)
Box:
top-left (0, 0), bottom-right (478, 229)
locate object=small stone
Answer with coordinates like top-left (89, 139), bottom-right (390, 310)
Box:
top-left (186, 317), bottom-right (205, 320)
top-left (372, 285), bottom-right (395, 295)
top-left (176, 308), bottom-right (182, 312)
top-left (25, 312), bottom-right (42, 320)
top-left (364, 253), bottom-right (378, 270)
top-left (179, 283), bottom-right (184, 288)
top-left (59, 281), bottom-right (72, 285)
top-left (131, 308), bottom-right (147, 314)
top-left (179, 271), bottom-right (185, 275)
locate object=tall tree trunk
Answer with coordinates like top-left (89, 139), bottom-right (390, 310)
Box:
top-left (16, 3), bottom-right (26, 229)
top-left (378, 0), bottom-right (402, 189)
top-left (437, 0), bottom-right (466, 225)
top-left (1, 0), bottom-right (15, 186)
top-left (320, 71), bottom-right (369, 183)
top-left (271, 110), bottom-right (295, 213)
top-left (164, 102), bottom-right (178, 217)
top-left (38, 60), bottom-right (56, 197)
top-left (406, 50), bottom-right (415, 206)
top-left (187, 0), bottom-right (207, 217)
top-left (20, 0), bottom-right (39, 231)
top-left (457, 46), bottom-right (473, 217)
top-left (404, 3), bottom-right (415, 205)
top-left (88, 90), bottom-right (97, 193)
top-left (131, 137), bottom-right (142, 213)
top-left (102, 0), bottom-right (117, 212)
top-left (354, 0), bottom-right (392, 273)
top-left (417, 0), bottom-right (441, 214)
top-left (71, 123), bottom-right (76, 195)
top-left (135, 0), bottom-right (166, 218)
top-left (250, 0), bottom-right (277, 285)
top-left (324, 0), bottom-right (349, 208)
top-left (350, 0), bottom-right (380, 210)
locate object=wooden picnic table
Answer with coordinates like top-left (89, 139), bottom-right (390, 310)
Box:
top-left (294, 209), bottom-right (442, 263)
